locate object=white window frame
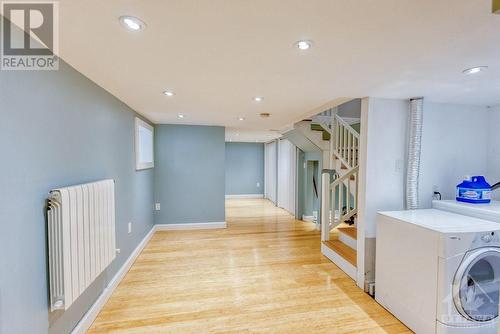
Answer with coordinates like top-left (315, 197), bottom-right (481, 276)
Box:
top-left (135, 117), bottom-right (154, 170)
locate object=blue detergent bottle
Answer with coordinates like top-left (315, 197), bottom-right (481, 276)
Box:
top-left (456, 176), bottom-right (492, 204)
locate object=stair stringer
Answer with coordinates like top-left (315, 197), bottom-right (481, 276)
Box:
top-left (294, 121), bottom-right (330, 151)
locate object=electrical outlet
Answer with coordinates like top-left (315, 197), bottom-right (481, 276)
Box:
top-left (256, 182), bottom-right (260, 188)
top-left (155, 203), bottom-right (161, 211)
top-left (432, 185), bottom-right (442, 200)
top-left (128, 222), bottom-right (132, 234)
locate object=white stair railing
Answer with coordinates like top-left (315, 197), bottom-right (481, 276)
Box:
top-left (330, 166), bottom-right (358, 227)
top-left (333, 114), bottom-right (359, 170)
top-left (321, 166), bottom-right (359, 241)
top-left (321, 112), bottom-right (360, 242)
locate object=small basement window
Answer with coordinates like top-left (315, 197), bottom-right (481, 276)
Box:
top-left (135, 117), bottom-right (154, 170)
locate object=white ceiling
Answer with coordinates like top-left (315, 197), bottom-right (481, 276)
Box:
top-left (225, 128), bottom-right (281, 143)
top-left (59, 0), bottom-right (500, 133)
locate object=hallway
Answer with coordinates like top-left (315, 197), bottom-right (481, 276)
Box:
top-left (88, 199), bottom-right (409, 333)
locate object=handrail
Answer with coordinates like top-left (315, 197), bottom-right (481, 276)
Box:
top-left (334, 114), bottom-right (359, 139)
top-left (333, 114), bottom-right (360, 170)
top-left (328, 166), bottom-right (359, 231)
top-left (330, 166), bottom-right (359, 189)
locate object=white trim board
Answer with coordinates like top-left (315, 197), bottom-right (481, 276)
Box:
top-left (71, 226), bottom-right (156, 334)
top-left (225, 194), bottom-right (264, 199)
top-left (71, 221), bottom-right (227, 334)
top-left (156, 222), bottom-right (227, 230)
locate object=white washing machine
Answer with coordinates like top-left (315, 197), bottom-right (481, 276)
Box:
top-left (375, 209), bottom-right (500, 333)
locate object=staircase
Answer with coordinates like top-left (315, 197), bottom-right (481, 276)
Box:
top-left (281, 112), bottom-right (331, 229)
top-left (281, 120), bottom-right (329, 153)
top-left (317, 112), bottom-right (360, 281)
top-left (283, 106), bottom-right (360, 280)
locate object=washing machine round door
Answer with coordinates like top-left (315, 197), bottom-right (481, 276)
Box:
top-left (453, 247), bottom-right (500, 322)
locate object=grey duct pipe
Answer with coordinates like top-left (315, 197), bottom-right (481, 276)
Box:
top-left (406, 98), bottom-right (424, 210)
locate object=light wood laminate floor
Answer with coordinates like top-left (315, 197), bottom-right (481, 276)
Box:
top-left (88, 199), bottom-right (410, 333)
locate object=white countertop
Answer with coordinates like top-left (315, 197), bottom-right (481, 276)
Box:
top-left (433, 200), bottom-right (500, 223)
top-left (378, 209), bottom-right (500, 233)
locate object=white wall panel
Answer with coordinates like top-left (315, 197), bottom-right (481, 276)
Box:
top-left (277, 139), bottom-right (297, 214)
top-left (265, 141), bottom-right (277, 203)
top-left (419, 102), bottom-right (489, 206)
top-left (487, 105), bottom-right (500, 200)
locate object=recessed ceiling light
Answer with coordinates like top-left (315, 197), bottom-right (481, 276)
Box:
top-left (463, 66), bottom-right (488, 75)
top-left (119, 16), bottom-right (146, 31)
top-left (238, 117), bottom-right (245, 121)
top-left (295, 40), bottom-right (312, 50)
top-left (163, 90), bottom-right (174, 97)
top-left (235, 133), bottom-right (239, 136)
top-left (177, 114), bottom-right (184, 119)
top-left (254, 96), bottom-right (263, 102)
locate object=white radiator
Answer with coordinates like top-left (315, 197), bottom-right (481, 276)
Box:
top-left (47, 179), bottom-right (116, 311)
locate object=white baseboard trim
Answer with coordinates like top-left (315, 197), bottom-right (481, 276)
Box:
top-left (156, 222), bottom-right (227, 230)
top-left (71, 221), bottom-right (227, 333)
top-left (71, 226), bottom-right (156, 334)
top-left (225, 194), bottom-right (264, 199)
top-left (302, 215), bottom-right (314, 222)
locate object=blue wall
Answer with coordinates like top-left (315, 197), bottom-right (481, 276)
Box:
top-left (154, 125), bottom-right (226, 224)
top-left (0, 61), bottom-right (155, 333)
top-left (225, 142), bottom-right (264, 195)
